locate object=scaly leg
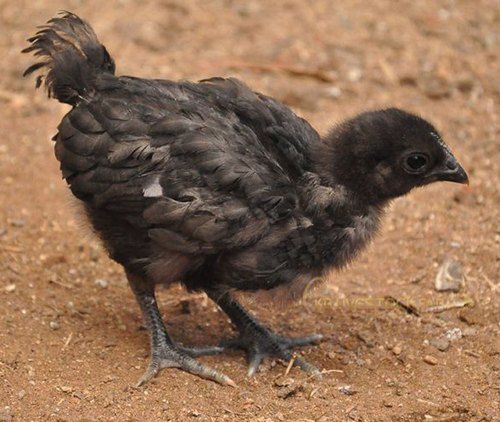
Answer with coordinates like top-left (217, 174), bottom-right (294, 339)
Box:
top-left (128, 273), bottom-right (235, 387)
top-left (207, 289), bottom-right (322, 377)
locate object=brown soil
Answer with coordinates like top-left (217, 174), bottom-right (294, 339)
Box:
top-left (1, 1), bottom-right (499, 420)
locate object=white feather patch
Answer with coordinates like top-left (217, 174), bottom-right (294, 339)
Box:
top-left (143, 175), bottom-right (163, 198)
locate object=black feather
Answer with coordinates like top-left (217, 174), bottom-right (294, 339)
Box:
top-left (22, 11), bottom-right (115, 105)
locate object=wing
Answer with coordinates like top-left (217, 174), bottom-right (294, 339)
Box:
top-left (54, 77), bottom-right (306, 254)
top-left (182, 77), bottom-right (321, 178)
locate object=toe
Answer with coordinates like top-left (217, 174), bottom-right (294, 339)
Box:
top-left (178, 345), bottom-right (224, 357)
top-left (219, 336), bottom-right (246, 350)
top-left (136, 361), bottom-right (161, 387)
top-left (247, 353), bottom-right (264, 377)
top-left (218, 330), bottom-right (323, 378)
top-left (180, 355), bottom-right (237, 387)
top-left (282, 333), bottom-right (323, 348)
top-left (293, 356), bottom-right (322, 377)
top-left (137, 347), bottom-right (235, 387)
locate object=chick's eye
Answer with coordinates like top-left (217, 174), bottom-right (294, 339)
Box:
top-left (404, 153), bottom-right (428, 172)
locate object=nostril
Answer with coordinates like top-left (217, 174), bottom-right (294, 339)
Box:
top-left (446, 159), bottom-right (458, 170)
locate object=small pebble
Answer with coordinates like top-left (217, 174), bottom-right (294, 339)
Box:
top-left (410, 273), bottom-right (426, 284)
top-left (338, 385), bottom-right (358, 396)
top-left (274, 377), bottom-right (294, 387)
top-left (94, 279), bottom-right (109, 288)
top-left (423, 355), bottom-right (438, 365)
top-left (276, 381), bottom-right (304, 399)
top-left (461, 327), bottom-right (477, 337)
top-left (18, 390), bottom-right (26, 400)
top-left (0, 407), bottom-right (12, 422)
top-left (5, 284), bottom-right (16, 293)
top-left (435, 258), bottom-right (464, 292)
top-left (89, 249), bottom-right (100, 262)
top-left (347, 67), bottom-right (363, 82)
top-left (356, 331), bottom-right (375, 347)
top-left (420, 74), bottom-right (451, 99)
top-left (325, 86), bottom-right (342, 99)
top-left (392, 345), bottom-right (402, 355)
top-left (49, 321), bottom-right (60, 330)
top-left (429, 337), bottom-right (449, 351)
top-left (459, 309), bottom-right (481, 325)
top-left (445, 328), bottom-right (462, 341)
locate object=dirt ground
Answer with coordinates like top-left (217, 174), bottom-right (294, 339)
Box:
top-left (0, 0), bottom-right (499, 420)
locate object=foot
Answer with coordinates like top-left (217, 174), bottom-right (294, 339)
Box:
top-left (137, 343), bottom-right (236, 387)
top-left (127, 273), bottom-right (236, 387)
top-left (222, 324), bottom-right (323, 376)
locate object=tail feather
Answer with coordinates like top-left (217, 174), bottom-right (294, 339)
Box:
top-left (23, 12), bottom-right (115, 105)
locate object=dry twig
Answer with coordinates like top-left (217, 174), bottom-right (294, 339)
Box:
top-left (284, 354), bottom-right (296, 376)
top-left (201, 60), bottom-right (337, 83)
top-left (423, 298), bottom-right (474, 313)
top-left (384, 296), bottom-right (420, 316)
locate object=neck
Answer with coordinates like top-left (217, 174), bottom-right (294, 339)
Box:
top-left (297, 171), bottom-right (388, 222)
top-left (309, 132), bottom-right (390, 208)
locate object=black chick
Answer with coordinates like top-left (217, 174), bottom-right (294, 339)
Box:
top-left (24, 13), bottom-right (468, 386)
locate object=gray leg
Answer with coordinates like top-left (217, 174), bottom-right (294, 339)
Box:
top-left (207, 289), bottom-right (322, 377)
top-left (128, 273), bottom-right (235, 387)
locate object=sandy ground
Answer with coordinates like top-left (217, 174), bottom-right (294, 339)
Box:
top-left (0, 0), bottom-right (499, 420)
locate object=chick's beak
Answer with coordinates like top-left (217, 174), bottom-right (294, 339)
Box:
top-left (427, 151), bottom-right (469, 185)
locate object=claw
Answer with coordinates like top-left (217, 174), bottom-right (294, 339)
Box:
top-left (293, 356), bottom-right (322, 377)
top-left (205, 290), bottom-right (323, 380)
top-left (247, 353), bottom-right (264, 377)
top-left (222, 330), bottom-right (323, 377)
top-left (129, 278), bottom-right (235, 387)
top-left (136, 361), bottom-right (161, 387)
top-left (182, 356), bottom-right (236, 386)
top-left (136, 346), bottom-right (234, 387)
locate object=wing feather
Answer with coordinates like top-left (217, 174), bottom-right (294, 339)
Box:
top-left (55, 76), bottom-right (320, 254)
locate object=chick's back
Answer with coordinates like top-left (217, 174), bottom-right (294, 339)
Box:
top-left (55, 75), bottom-right (320, 287)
